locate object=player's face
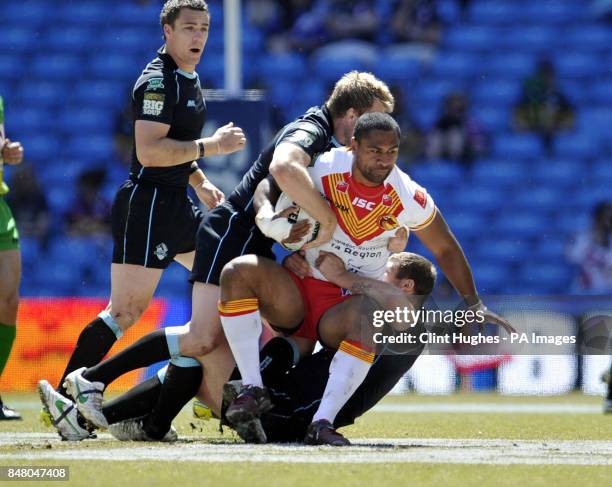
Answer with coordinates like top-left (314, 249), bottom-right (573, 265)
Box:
top-left (351, 129), bottom-right (399, 186)
top-left (165, 8), bottom-right (210, 68)
top-left (382, 261), bottom-right (414, 295)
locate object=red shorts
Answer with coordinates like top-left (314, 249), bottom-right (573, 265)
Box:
top-left (287, 271), bottom-right (352, 342)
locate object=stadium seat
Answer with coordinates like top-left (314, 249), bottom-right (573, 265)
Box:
top-left (373, 47), bottom-right (424, 83)
top-left (554, 133), bottom-right (599, 160)
top-left (475, 238), bottom-right (531, 264)
top-left (89, 54), bottom-right (137, 81)
top-left (3, 1), bottom-right (49, 26)
top-left (56, 2), bottom-right (108, 25)
top-left (529, 159), bottom-right (582, 187)
top-left (430, 52), bottom-right (481, 79)
top-left (522, 1), bottom-right (584, 24)
top-left (510, 187), bottom-right (563, 212)
top-left (471, 263), bottom-right (510, 294)
top-left (19, 135), bottom-right (60, 162)
top-left (256, 54), bottom-right (307, 83)
top-left (71, 80), bottom-right (128, 110)
top-left (555, 52), bottom-right (603, 79)
top-left (493, 134), bottom-right (543, 159)
top-left (102, 28), bottom-right (157, 54)
top-left (31, 54), bottom-right (81, 80)
top-left (0, 55), bottom-right (24, 81)
top-left (64, 135), bottom-right (114, 161)
top-left (471, 79), bottom-right (520, 106)
top-left (472, 158), bottom-right (528, 184)
top-left (519, 262), bottom-right (572, 293)
top-left (485, 53), bottom-right (535, 80)
top-left (60, 108), bottom-right (115, 135)
top-left (410, 161), bottom-right (464, 187)
top-left (471, 105), bottom-right (509, 132)
top-left (493, 213), bottom-right (545, 238)
top-left (499, 26), bottom-right (558, 51)
top-left (7, 108), bottom-right (50, 135)
top-left (469, 1), bottom-right (520, 24)
top-left (16, 81), bottom-right (65, 109)
top-left (42, 27), bottom-right (93, 53)
top-left (586, 80), bottom-right (612, 105)
top-left (3, 27), bottom-right (37, 53)
top-left (311, 41), bottom-right (376, 82)
top-left (444, 26), bottom-right (497, 51)
top-left (565, 25), bottom-right (612, 51)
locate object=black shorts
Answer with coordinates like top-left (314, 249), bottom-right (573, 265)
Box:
top-left (190, 200), bottom-right (275, 286)
top-left (262, 325), bottom-right (426, 442)
top-left (111, 180), bottom-right (203, 269)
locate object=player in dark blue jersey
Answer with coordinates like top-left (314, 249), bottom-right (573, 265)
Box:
top-left (38, 0), bottom-right (246, 439)
top-left (52, 72), bottom-right (396, 441)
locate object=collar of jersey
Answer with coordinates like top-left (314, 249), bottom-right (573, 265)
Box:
top-left (157, 45), bottom-right (198, 79)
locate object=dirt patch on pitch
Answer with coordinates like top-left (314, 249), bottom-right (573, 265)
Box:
top-left (0, 434), bottom-right (611, 465)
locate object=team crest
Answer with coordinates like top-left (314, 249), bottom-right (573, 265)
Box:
top-left (378, 214), bottom-right (399, 231)
top-left (336, 180), bottom-right (349, 193)
top-left (154, 243), bottom-right (168, 261)
top-left (413, 189), bottom-right (427, 209)
top-left (382, 194), bottom-right (393, 207)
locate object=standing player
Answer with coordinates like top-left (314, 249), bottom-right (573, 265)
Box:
top-left (54, 72), bottom-right (396, 441)
top-left (0, 95), bottom-right (24, 420)
top-left (219, 113), bottom-right (512, 444)
top-left (38, 0), bottom-right (246, 425)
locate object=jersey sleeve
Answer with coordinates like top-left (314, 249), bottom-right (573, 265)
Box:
top-left (276, 120), bottom-right (329, 160)
top-left (396, 170), bottom-right (437, 231)
top-left (133, 73), bottom-right (177, 125)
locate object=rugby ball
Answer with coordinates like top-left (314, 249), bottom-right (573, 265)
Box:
top-left (274, 192), bottom-right (320, 250)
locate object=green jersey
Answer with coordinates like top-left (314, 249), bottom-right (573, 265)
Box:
top-left (0, 95), bottom-right (8, 196)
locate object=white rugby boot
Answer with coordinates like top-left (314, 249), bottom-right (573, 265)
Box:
top-left (37, 380), bottom-right (89, 441)
top-left (108, 418), bottom-right (178, 442)
top-left (64, 367), bottom-right (108, 429)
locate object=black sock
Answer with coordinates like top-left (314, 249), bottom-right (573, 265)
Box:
top-left (102, 375), bottom-right (163, 425)
top-left (83, 329), bottom-right (169, 386)
top-left (143, 363), bottom-right (202, 439)
top-left (607, 363), bottom-right (612, 401)
top-left (229, 337), bottom-right (296, 388)
top-left (57, 317), bottom-right (117, 396)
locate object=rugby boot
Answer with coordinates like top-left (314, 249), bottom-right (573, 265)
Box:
top-left (64, 367), bottom-right (108, 429)
top-left (604, 399), bottom-right (612, 414)
top-left (109, 417), bottom-right (178, 442)
top-left (304, 419), bottom-right (350, 446)
top-left (0, 399), bottom-right (21, 421)
top-left (225, 384), bottom-right (272, 444)
top-left (37, 380), bottom-right (89, 441)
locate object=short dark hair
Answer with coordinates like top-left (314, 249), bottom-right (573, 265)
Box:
top-left (353, 112), bottom-right (401, 142)
top-left (160, 0), bottom-right (209, 31)
top-left (389, 252), bottom-right (437, 295)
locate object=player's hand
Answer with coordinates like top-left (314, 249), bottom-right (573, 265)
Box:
top-left (302, 217), bottom-right (336, 250)
top-left (387, 226), bottom-right (408, 253)
top-left (1, 139), bottom-right (24, 165)
top-left (466, 300), bottom-right (515, 335)
top-left (282, 250), bottom-right (312, 278)
top-left (195, 179), bottom-right (225, 208)
top-left (314, 250), bottom-right (347, 285)
top-left (212, 122), bottom-right (246, 155)
top-left (280, 207), bottom-right (312, 247)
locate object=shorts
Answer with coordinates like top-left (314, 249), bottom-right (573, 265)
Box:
top-left (111, 180), bottom-right (203, 269)
top-left (190, 201), bottom-right (275, 285)
top-left (0, 197), bottom-right (19, 251)
top-left (287, 272), bottom-right (351, 342)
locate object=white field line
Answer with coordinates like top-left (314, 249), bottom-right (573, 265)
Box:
top-left (9, 401), bottom-right (604, 414)
top-left (1, 434), bottom-right (611, 465)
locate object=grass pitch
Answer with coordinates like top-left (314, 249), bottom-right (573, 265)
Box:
top-left (0, 392), bottom-right (610, 487)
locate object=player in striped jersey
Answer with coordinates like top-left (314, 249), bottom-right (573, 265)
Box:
top-left (219, 113), bottom-right (512, 445)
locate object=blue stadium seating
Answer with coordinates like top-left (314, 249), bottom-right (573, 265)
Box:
top-left (471, 79), bottom-right (520, 106)
top-left (431, 52), bottom-right (482, 79)
top-left (493, 134), bottom-right (543, 159)
top-left (444, 26), bottom-right (497, 51)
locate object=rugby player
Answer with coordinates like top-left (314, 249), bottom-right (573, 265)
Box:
top-left (48, 250), bottom-right (435, 443)
top-left (50, 72), bottom-right (396, 440)
top-left (38, 0), bottom-right (246, 426)
top-left (220, 112), bottom-right (512, 445)
top-left (0, 94), bottom-right (25, 420)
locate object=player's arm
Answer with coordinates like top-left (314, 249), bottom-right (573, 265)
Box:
top-left (269, 142), bottom-right (336, 248)
top-left (188, 162), bottom-right (225, 208)
top-left (0, 125), bottom-right (24, 165)
top-left (315, 251), bottom-right (410, 311)
top-left (414, 209), bottom-right (514, 332)
top-left (135, 120), bottom-right (245, 167)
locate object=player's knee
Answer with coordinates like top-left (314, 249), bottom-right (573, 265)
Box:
top-left (108, 302), bottom-right (147, 330)
top-left (219, 255), bottom-right (258, 291)
top-left (181, 326), bottom-right (220, 357)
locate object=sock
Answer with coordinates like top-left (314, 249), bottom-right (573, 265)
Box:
top-left (218, 298), bottom-right (263, 388)
top-left (142, 361), bottom-right (202, 439)
top-left (83, 329), bottom-right (169, 386)
top-left (0, 323), bottom-right (16, 377)
top-left (102, 375), bottom-right (162, 425)
top-left (57, 315), bottom-right (119, 395)
top-left (311, 340), bottom-right (375, 424)
top-left (229, 336), bottom-right (297, 389)
top-left (607, 363), bottom-right (612, 401)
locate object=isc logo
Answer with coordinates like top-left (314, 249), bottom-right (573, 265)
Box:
top-left (143, 99), bottom-right (164, 116)
top-left (352, 197), bottom-right (375, 211)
